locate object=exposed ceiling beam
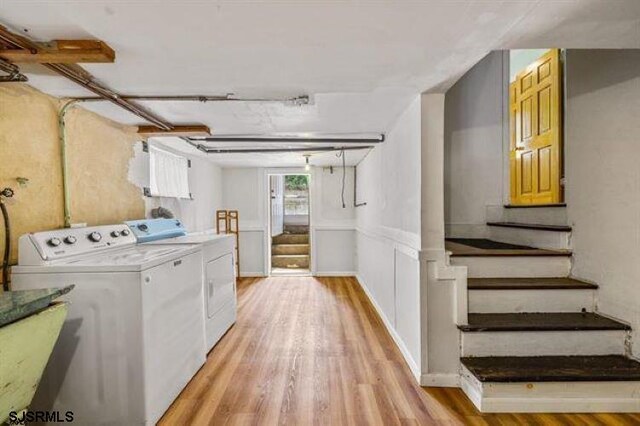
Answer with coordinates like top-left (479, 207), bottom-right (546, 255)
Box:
top-left (0, 24), bottom-right (173, 130)
top-left (138, 125), bottom-right (211, 137)
top-left (0, 39), bottom-right (115, 63)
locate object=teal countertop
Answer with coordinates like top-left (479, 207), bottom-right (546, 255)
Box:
top-left (0, 286), bottom-right (74, 328)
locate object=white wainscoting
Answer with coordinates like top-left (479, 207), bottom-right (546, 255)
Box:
top-left (239, 228), bottom-right (266, 277)
top-left (355, 228), bottom-right (422, 382)
top-left (312, 226), bottom-right (356, 276)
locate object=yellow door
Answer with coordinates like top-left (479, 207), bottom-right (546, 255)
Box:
top-left (510, 49), bottom-right (563, 205)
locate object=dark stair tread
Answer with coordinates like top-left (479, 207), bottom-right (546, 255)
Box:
top-left (468, 277), bottom-right (598, 290)
top-left (504, 203), bottom-right (566, 209)
top-left (446, 239), bottom-right (571, 257)
top-left (461, 355), bottom-right (640, 382)
top-left (487, 222), bottom-right (572, 232)
top-left (458, 313), bottom-right (630, 332)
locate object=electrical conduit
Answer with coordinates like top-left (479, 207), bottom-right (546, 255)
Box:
top-left (59, 99), bottom-right (81, 228)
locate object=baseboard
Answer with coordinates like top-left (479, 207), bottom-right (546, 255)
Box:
top-left (355, 274), bottom-right (421, 382)
top-left (239, 272), bottom-right (267, 277)
top-left (314, 271), bottom-right (357, 277)
top-left (421, 373), bottom-right (460, 387)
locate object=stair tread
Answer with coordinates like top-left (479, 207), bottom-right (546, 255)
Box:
top-left (487, 222), bottom-right (572, 232)
top-left (271, 254), bottom-right (309, 258)
top-left (446, 239), bottom-right (571, 257)
top-left (504, 203), bottom-right (567, 209)
top-left (461, 355), bottom-right (640, 382)
top-left (459, 313), bottom-right (630, 332)
top-left (468, 277), bottom-right (598, 290)
top-left (271, 243), bottom-right (309, 247)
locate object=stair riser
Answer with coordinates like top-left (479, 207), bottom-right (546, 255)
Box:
top-left (271, 244), bottom-right (309, 255)
top-left (461, 366), bottom-right (640, 413)
top-left (271, 256), bottom-right (309, 269)
top-left (469, 289), bottom-right (595, 313)
top-left (488, 226), bottom-right (571, 250)
top-left (272, 234), bottom-right (309, 244)
top-left (461, 330), bottom-right (627, 357)
top-left (283, 225), bottom-right (309, 234)
top-left (489, 206), bottom-right (568, 226)
top-left (451, 256), bottom-right (571, 278)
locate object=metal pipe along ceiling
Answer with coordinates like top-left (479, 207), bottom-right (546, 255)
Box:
top-left (203, 146), bottom-right (373, 154)
top-left (0, 25), bottom-right (173, 130)
top-left (190, 135), bottom-right (384, 144)
top-left (72, 94), bottom-right (310, 104)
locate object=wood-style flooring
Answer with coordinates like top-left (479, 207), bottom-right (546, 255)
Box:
top-left (159, 276), bottom-right (640, 425)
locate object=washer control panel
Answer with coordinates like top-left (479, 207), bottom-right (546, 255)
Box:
top-left (19, 225), bottom-right (137, 264)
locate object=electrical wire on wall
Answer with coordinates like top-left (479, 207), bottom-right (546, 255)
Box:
top-left (0, 187), bottom-right (14, 291)
top-left (336, 149), bottom-right (346, 208)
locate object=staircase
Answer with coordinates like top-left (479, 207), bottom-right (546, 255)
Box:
top-left (271, 224), bottom-right (310, 270)
top-left (448, 205), bottom-right (640, 413)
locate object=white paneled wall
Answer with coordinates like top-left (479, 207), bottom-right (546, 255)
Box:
top-left (221, 166), bottom-right (356, 276)
top-left (355, 95), bottom-right (423, 379)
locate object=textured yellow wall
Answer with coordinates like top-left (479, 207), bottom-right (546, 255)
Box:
top-left (0, 83), bottom-right (145, 286)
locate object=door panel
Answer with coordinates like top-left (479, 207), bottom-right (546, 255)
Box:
top-left (510, 49), bottom-right (563, 205)
top-left (270, 175), bottom-right (284, 237)
top-left (206, 253), bottom-right (235, 318)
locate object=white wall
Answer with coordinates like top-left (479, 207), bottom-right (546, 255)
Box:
top-left (221, 166), bottom-right (356, 276)
top-left (509, 49), bottom-right (550, 82)
top-left (444, 51), bottom-right (506, 238)
top-left (356, 95), bottom-right (423, 379)
top-left (565, 49), bottom-right (640, 355)
top-left (128, 141), bottom-right (223, 232)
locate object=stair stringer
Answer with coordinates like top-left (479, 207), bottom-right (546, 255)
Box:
top-left (419, 249), bottom-right (468, 388)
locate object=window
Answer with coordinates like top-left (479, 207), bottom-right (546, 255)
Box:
top-left (148, 144), bottom-right (191, 198)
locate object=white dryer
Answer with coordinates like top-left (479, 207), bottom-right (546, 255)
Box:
top-left (11, 224), bottom-right (206, 425)
top-left (126, 219), bottom-right (236, 351)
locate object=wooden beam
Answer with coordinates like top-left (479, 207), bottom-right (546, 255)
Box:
top-left (137, 125), bottom-right (212, 137)
top-left (0, 39), bottom-right (115, 63)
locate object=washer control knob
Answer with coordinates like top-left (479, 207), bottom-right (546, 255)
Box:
top-left (88, 232), bottom-right (102, 242)
top-left (138, 224), bottom-right (148, 232)
top-left (64, 236), bottom-right (77, 245)
top-left (111, 230), bottom-right (121, 238)
top-left (48, 237), bottom-right (62, 247)
top-left (121, 228), bottom-right (131, 236)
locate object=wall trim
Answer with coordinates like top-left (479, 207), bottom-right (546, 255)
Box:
top-left (314, 271), bottom-right (357, 277)
top-left (356, 227), bottom-right (421, 260)
top-left (313, 225), bottom-right (356, 231)
top-left (240, 272), bottom-right (267, 277)
top-left (355, 274), bottom-right (421, 383)
top-left (421, 373), bottom-right (460, 388)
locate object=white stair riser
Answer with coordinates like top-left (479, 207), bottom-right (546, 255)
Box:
top-left (461, 366), bottom-right (640, 413)
top-left (451, 256), bottom-right (571, 278)
top-left (490, 206), bottom-right (568, 226)
top-left (469, 289), bottom-right (595, 313)
top-left (461, 330), bottom-right (626, 357)
top-left (488, 226), bottom-right (571, 250)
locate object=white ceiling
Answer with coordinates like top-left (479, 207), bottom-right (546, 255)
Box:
top-left (2, 0), bottom-right (639, 166)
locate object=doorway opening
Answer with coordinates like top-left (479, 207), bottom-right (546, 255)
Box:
top-left (508, 48), bottom-right (564, 205)
top-left (269, 174), bottom-right (311, 276)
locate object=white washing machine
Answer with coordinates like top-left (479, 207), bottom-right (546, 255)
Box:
top-left (11, 224), bottom-right (206, 425)
top-left (126, 219), bottom-right (236, 351)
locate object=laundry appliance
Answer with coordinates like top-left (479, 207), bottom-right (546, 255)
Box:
top-left (125, 218), bottom-right (237, 351)
top-left (11, 224), bottom-right (206, 425)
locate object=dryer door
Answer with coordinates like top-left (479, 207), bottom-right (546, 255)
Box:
top-left (206, 253), bottom-right (235, 318)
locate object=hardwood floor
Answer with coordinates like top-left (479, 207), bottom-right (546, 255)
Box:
top-left (159, 276), bottom-right (640, 425)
